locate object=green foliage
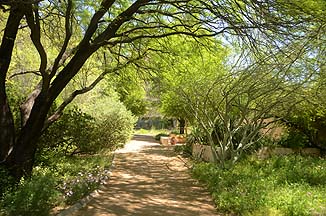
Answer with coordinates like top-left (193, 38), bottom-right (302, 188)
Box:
top-left (278, 43), bottom-right (326, 150)
top-left (90, 106), bottom-right (136, 152)
top-left (0, 168), bottom-right (14, 197)
top-left (174, 143), bottom-right (192, 157)
top-left (38, 107), bottom-right (95, 154)
top-left (38, 102), bottom-right (135, 156)
top-left (0, 171), bottom-right (60, 216)
top-left (282, 106), bottom-right (326, 149)
top-left (5, 80), bottom-right (25, 131)
top-left (134, 128), bottom-right (171, 135)
top-left (53, 154), bottom-right (113, 205)
top-left (136, 117), bottom-right (173, 130)
top-left (186, 127), bottom-right (209, 145)
top-left (278, 130), bottom-right (310, 148)
top-left (154, 133), bottom-right (169, 141)
top-left (192, 156), bottom-right (326, 215)
top-left (0, 152), bottom-right (113, 214)
top-left (111, 68), bottom-right (148, 116)
top-left (150, 35), bottom-right (227, 123)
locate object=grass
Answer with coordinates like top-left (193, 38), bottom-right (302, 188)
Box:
top-left (0, 151), bottom-right (113, 216)
top-left (192, 155), bottom-right (326, 216)
top-left (134, 128), bottom-right (172, 135)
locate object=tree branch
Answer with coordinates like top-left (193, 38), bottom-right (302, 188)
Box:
top-left (92, 0), bottom-right (150, 47)
top-left (50, 0), bottom-right (73, 79)
top-left (24, 3), bottom-right (49, 88)
top-left (44, 53), bottom-right (145, 128)
top-left (8, 70), bottom-right (41, 79)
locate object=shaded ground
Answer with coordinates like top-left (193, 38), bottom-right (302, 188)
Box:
top-left (71, 134), bottom-right (219, 216)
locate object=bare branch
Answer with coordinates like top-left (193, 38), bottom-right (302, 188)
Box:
top-left (92, 0), bottom-right (150, 47)
top-left (8, 70), bottom-right (41, 79)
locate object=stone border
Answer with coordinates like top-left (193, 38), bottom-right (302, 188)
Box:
top-left (192, 144), bottom-right (321, 162)
top-left (192, 144), bottom-right (217, 163)
top-left (54, 154), bottom-right (116, 216)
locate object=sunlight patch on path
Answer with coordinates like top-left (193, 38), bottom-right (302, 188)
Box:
top-left (71, 134), bottom-right (219, 216)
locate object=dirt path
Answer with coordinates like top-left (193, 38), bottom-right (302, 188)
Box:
top-left (71, 134), bottom-right (219, 216)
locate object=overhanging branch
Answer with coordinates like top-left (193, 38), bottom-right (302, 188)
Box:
top-left (44, 53), bottom-right (146, 128)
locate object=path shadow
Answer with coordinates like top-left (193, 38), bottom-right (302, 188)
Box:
top-left (72, 134), bottom-right (219, 216)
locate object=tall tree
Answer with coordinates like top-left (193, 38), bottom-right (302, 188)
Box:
top-left (149, 35), bottom-right (227, 134)
top-left (0, 0), bottom-right (324, 179)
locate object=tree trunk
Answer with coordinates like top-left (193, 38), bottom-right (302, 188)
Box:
top-left (0, 2), bottom-right (111, 180)
top-left (179, 118), bottom-right (186, 134)
top-left (5, 92), bottom-right (52, 179)
top-left (0, 100), bottom-right (15, 163)
top-left (4, 46), bottom-right (96, 180)
top-left (0, 6), bottom-right (24, 163)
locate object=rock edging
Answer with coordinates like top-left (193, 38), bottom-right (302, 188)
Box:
top-left (192, 144), bottom-right (322, 162)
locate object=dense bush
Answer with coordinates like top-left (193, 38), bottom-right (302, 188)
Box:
top-left (186, 127), bottom-right (208, 145)
top-left (1, 98), bottom-right (135, 215)
top-left (0, 170), bottom-right (60, 216)
top-left (90, 107), bottom-right (136, 153)
top-left (37, 105), bottom-right (135, 156)
top-left (37, 107), bottom-right (95, 155)
top-left (278, 130), bottom-right (310, 148)
top-left (282, 107), bottom-right (326, 150)
top-left (0, 168), bottom-right (14, 198)
top-left (53, 154), bottom-right (113, 205)
top-left (192, 155), bottom-right (326, 215)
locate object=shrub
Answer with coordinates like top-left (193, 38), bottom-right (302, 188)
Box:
top-left (282, 107), bottom-right (326, 150)
top-left (37, 151), bottom-right (113, 206)
top-left (174, 143), bottom-right (192, 157)
top-left (37, 107), bottom-right (95, 156)
top-left (58, 165), bottom-right (111, 205)
top-left (186, 127), bottom-right (208, 145)
top-left (278, 130), bottom-right (310, 148)
top-left (1, 154), bottom-right (113, 215)
top-left (0, 171), bottom-right (60, 216)
top-left (37, 104), bottom-right (136, 157)
top-left (0, 168), bottom-right (14, 198)
top-left (154, 133), bottom-right (169, 141)
top-left (88, 107), bottom-right (136, 153)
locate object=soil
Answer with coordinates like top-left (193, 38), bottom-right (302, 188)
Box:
top-left (70, 134), bottom-right (219, 216)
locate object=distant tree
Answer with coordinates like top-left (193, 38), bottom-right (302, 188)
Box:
top-left (150, 35), bottom-right (227, 134)
top-left (112, 67), bottom-right (148, 116)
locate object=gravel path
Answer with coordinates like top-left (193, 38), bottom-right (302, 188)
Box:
top-left (71, 134), bottom-right (219, 216)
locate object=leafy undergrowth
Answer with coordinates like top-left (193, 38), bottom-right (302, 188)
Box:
top-left (192, 155), bottom-right (326, 216)
top-left (0, 152), bottom-right (113, 216)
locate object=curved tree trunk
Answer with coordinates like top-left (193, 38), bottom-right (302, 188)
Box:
top-left (4, 47), bottom-right (96, 180)
top-left (5, 92), bottom-right (52, 179)
top-left (0, 6), bottom-right (24, 163)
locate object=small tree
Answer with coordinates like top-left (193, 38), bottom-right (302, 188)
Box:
top-left (180, 51), bottom-right (313, 168)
